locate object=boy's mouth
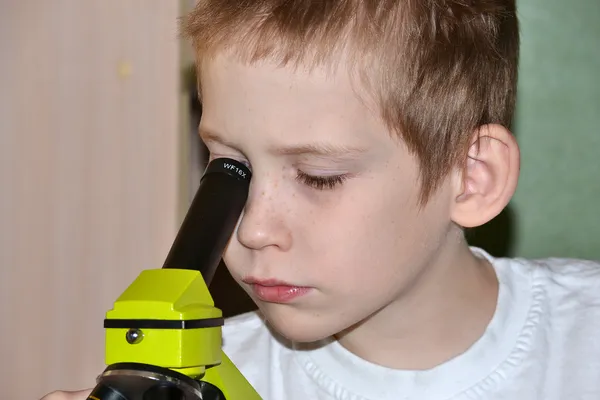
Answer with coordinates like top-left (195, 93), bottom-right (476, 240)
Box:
top-left (242, 277), bottom-right (312, 303)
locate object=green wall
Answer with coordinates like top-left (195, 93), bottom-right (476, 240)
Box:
top-left (469, 1), bottom-right (600, 260)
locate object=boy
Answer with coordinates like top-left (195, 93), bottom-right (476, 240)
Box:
top-left (43, 1), bottom-right (600, 399)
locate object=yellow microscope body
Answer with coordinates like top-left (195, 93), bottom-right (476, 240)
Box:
top-left (88, 158), bottom-right (261, 400)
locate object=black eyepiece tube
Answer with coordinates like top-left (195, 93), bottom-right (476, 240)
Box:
top-left (161, 158), bottom-right (251, 285)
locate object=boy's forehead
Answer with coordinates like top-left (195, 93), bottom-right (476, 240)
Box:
top-left (199, 51), bottom-right (378, 119)
top-left (199, 50), bottom-right (354, 90)
top-left (197, 53), bottom-right (387, 150)
top-left (201, 53), bottom-right (365, 113)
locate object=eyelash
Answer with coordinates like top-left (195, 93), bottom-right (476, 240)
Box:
top-left (209, 152), bottom-right (348, 190)
top-left (296, 171), bottom-right (348, 190)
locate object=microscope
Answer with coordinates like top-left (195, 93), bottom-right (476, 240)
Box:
top-left (86, 158), bottom-right (262, 400)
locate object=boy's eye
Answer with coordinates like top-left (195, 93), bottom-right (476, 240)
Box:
top-left (295, 170), bottom-right (348, 190)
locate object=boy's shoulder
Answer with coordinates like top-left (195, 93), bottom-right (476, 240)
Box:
top-left (221, 309), bottom-right (295, 359)
top-left (220, 310), bottom-right (300, 398)
top-left (493, 250), bottom-right (600, 291)
top-left (482, 249), bottom-right (600, 364)
top-left (222, 308), bottom-right (265, 330)
top-left (221, 311), bottom-right (262, 354)
top-left (488, 252), bottom-right (600, 397)
top-left (477, 248), bottom-right (600, 317)
top-left (518, 252), bottom-right (600, 274)
top-left (221, 309), bottom-right (271, 341)
top-left (474, 245), bottom-right (598, 276)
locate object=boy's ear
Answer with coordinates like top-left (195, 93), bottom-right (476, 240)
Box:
top-left (450, 124), bottom-right (520, 228)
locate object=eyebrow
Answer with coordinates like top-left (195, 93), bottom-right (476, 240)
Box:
top-left (199, 127), bottom-right (367, 159)
top-left (271, 142), bottom-right (367, 158)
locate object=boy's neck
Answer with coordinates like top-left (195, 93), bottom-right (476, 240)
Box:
top-left (334, 233), bottom-right (499, 371)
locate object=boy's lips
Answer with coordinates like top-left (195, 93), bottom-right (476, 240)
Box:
top-left (242, 277), bottom-right (312, 303)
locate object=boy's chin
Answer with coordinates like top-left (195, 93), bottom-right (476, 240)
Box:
top-left (259, 305), bottom-right (343, 344)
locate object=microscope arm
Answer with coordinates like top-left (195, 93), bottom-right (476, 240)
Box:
top-left (202, 352), bottom-right (261, 399)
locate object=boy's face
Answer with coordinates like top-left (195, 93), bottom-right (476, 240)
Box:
top-left (199, 53), bottom-right (458, 342)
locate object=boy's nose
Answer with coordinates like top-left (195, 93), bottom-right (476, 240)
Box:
top-left (236, 193), bottom-right (292, 252)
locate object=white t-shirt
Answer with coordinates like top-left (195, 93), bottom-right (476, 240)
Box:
top-left (221, 248), bottom-right (600, 400)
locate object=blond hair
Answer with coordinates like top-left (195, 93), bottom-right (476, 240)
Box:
top-left (181, 0), bottom-right (519, 203)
